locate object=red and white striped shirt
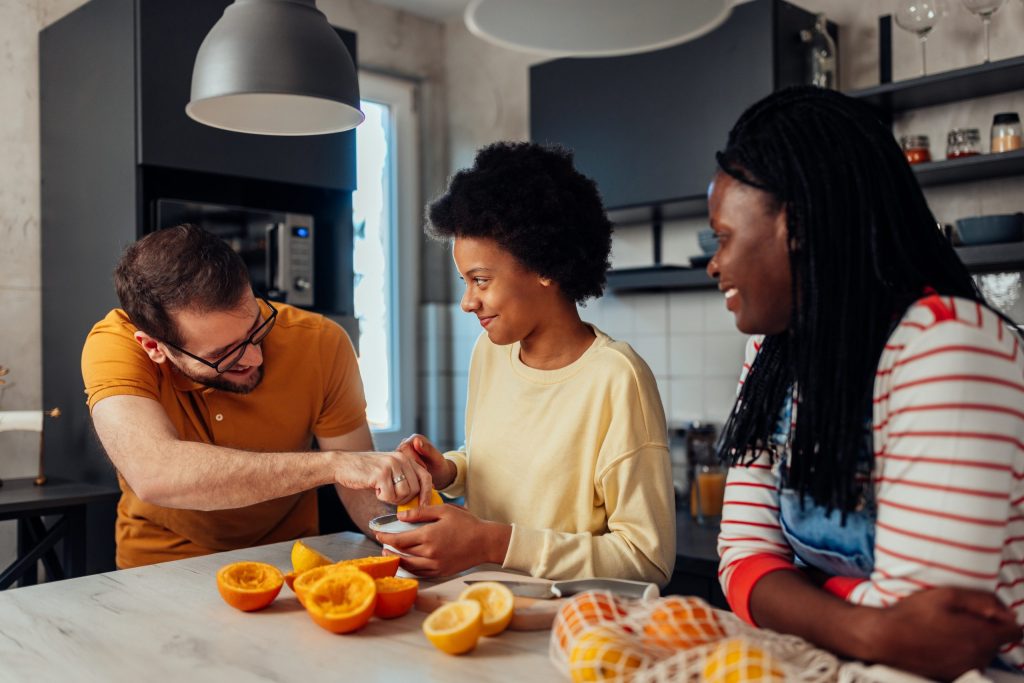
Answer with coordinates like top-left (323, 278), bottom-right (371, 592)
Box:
top-left (718, 296), bottom-right (1024, 669)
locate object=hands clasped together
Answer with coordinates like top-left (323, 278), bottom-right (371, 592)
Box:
top-left (370, 434), bottom-right (512, 577)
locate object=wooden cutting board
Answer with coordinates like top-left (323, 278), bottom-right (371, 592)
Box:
top-left (415, 570), bottom-right (564, 631)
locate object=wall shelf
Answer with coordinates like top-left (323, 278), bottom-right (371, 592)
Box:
top-left (606, 265), bottom-right (716, 293)
top-left (955, 242), bottom-right (1024, 274)
top-left (845, 54), bottom-right (1024, 114)
top-left (912, 149), bottom-right (1024, 188)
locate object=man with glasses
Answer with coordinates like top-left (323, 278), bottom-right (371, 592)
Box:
top-left (82, 224), bottom-right (430, 568)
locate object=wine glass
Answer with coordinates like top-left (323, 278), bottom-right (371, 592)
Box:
top-left (894, 0), bottom-right (948, 76)
top-left (961, 0), bottom-right (1007, 63)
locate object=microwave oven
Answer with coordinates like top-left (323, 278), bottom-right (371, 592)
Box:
top-left (154, 199), bottom-right (315, 307)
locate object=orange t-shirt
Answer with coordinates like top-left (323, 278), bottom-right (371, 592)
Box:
top-left (81, 301), bottom-right (367, 568)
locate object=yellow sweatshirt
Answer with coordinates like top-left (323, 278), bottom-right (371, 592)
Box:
top-left (443, 325), bottom-right (676, 586)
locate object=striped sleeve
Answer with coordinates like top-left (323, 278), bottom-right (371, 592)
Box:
top-left (718, 336), bottom-right (797, 625)
top-left (849, 304), bottom-right (1024, 607)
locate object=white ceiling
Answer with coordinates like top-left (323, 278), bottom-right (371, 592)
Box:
top-left (368, 0), bottom-right (470, 21)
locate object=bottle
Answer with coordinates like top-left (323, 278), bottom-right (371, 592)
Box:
top-left (899, 135), bottom-right (931, 164)
top-left (991, 112), bottom-right (1022, 153)
top-left (800, 13), bottom-right (837, 90)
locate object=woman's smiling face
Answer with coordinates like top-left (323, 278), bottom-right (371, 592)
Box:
top-left (453, 236), bottom-right (554, 346)
top-left (706, 171), bottom-right (793, 336)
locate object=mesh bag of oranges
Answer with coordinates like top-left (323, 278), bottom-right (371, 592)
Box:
top-left (549, 591), bottom-right (840, 683)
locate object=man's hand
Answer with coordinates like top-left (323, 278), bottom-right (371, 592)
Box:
top-left (397, 434), bottom-right (456, 491)
top-left (333, 450), bottom-right (432, 506)
top-left (373, 504), bottom-right (512, 577)
top-left (861, 587), bottom-right (1021, 680)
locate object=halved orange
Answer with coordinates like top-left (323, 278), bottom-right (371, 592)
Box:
top-left (397, 488), bottom-right (444, 513)
top-left (293, 564), bottom-right (353, 607)
top-left (374, 576), bottom-right (419, 619)
top-left (216, 561), bottom-right (284, 612)
top-left (423, 599), bottom-right (483, 655)
top-left (337, 555), bottom-right (401, 579)
top-left (291, 539), bottom-right (333, 574)
top-left (304, 569), bottom-right (377, 634)
top-left (458, 581), bottom-right (515, 636)
top-left (642, 596), bottom-right (725, 651)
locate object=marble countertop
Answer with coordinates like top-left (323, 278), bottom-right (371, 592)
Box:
top-left (0, 532), bottom-right (556, 682)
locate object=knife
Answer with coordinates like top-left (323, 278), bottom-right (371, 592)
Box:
top-left (464, 578), bottom-right (659, 600)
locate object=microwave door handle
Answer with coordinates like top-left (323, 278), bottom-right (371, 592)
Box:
top-left (266, 223), bottom-right (281, 297)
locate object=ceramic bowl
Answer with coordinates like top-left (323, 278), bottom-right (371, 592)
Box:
top-left (955, 213), bottom-right (1024, 246)
top-left (697, 228), bottom-right (718, 255)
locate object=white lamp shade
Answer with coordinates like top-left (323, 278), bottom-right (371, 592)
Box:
top-left (187, 0), bottom-right (364, 136)
top-left (465, 0), bottom-right (734, 58)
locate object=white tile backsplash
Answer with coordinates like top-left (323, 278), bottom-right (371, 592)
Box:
top-left (630, 335), bottom-right (669, 378)
top-left (631, 293), bottom-right (668, 335)
top-left (669, 378), bottom-right (704, 426)
top-left (703, 333), bottom-right (748, 377)
top-left (669, 335), bottom-right (705, 377)
top-left (668, 294), bottom-right (705, 334)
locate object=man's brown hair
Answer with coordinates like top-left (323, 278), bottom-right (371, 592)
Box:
top-left (113, 224), bottom-right (250, 345)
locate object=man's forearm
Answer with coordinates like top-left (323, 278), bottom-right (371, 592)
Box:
top-left (126, 441), bottom-right (340, 510)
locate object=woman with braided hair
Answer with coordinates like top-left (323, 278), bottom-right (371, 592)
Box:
top-left (710, 86), bottom-right (1024, 679)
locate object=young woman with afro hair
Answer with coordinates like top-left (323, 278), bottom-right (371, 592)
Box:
top-left (374, 142), bottom-right (676, 586)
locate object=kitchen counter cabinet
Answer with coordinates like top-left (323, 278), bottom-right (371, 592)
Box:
top-left (669, 508), bottom-right (727, 609)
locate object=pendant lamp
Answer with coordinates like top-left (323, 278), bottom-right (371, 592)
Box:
top-left (187, 0), bottom-right (364, 136)
top-left (465, 0), bottom-right (734, 58)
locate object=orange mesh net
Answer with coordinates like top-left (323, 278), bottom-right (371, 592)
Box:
top-left (550, 591), bottom-right (839, 683)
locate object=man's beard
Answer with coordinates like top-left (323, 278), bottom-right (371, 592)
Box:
top-left (177, 363), bottom-right (265, 395)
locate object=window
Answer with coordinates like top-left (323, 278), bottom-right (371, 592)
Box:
top-left (352, 72), bottom-right (419, 448)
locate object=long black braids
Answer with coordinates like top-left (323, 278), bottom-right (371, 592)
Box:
top-left (715, 86), bottom-right (980, 513)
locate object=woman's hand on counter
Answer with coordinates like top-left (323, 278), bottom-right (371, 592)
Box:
top-left (396, 434), bottom-right (456, 491)
top-left (859, 586), bottom-right (1021, 680)
top-left (750, 570), bottom-right (1020, 681)
top-left (374, 504), bottom-right (512, 577)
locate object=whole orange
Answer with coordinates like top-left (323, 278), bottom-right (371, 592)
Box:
top-left (216, 561), bottom-right (284, 612)
top-left (374, 576), bottom-right (419, 619)
top-left (554, 591), bottom-right (628, 656)
top-left (642, 596), bottom-right (725, 651)
top-left (304, 569), bottom-right (378, 634)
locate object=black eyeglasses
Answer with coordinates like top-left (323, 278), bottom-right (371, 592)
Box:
top-left (163, 298), bottom-right (278, 374)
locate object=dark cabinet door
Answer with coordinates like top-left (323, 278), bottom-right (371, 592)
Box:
top-left (530, 0), bottom-right (801, 209)
top-left (136, 0), bottom-right (357, 191)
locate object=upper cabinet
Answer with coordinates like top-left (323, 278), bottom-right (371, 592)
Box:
top-left (136, 0), bottom-right (356, 190)
top-left (529, 0), bottom-right (833, 211)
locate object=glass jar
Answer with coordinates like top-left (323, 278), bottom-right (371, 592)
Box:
top-left (685, 422), bottom-right (723, 525)
top-left (947, 128), bottom-right (982, 159)
top-left (899, 135), bottom-right (931, 164)
top-left (991, 112), bottom-right (1022, 153)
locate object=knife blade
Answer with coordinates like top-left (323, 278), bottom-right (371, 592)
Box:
top-left (463, 578), bottom-right (659, 600)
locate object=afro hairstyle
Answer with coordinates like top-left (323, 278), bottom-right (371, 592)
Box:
top-left (425, 141), bottom-right (613, 303)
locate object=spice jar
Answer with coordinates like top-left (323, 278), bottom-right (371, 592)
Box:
top-left (947, 128), bottom-right (982, 159)
top-left (899, 135), bottom-right (931, 164)
top-left (991, 113), bottom-right (1022, 154)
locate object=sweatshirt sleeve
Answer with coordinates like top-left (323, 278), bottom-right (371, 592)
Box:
top-left (502, 442), bottom-right (676, 586)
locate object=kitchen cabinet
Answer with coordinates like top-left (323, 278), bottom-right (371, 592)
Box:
top-left (604, 38), bottom-right (1024, 293)
top-left (529, 0), bottom-right (834, 212)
